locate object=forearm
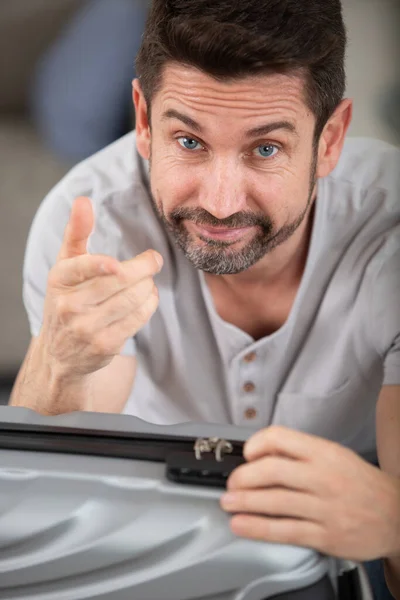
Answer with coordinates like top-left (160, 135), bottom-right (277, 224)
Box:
top-left (9, 337), bottom-right (92, 415)
top-left (383, 476), bottom-right (400, 600)
top-left (384, 556), bottom-right (400, 600)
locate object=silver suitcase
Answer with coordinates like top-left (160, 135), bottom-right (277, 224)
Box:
top-left (0, 407), bottom-right (371, 600)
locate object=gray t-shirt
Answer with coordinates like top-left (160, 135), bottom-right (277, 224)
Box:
top-left (23, 132), bottom-right (400, 460)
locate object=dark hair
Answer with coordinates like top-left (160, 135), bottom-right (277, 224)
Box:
top-left (136, 0), bottom-right (347, 141)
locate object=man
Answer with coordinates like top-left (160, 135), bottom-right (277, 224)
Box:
top-left (10, 0), bottom-right (400, 596)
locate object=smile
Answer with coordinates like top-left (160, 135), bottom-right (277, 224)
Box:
top-left (187, 222), bottom-right (254, 242)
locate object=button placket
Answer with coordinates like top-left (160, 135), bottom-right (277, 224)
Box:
top-left (244, 407), bottom-right (258, 420)
top-left (239, 348), bottom-right (260, 422)
top-left (243, 381), bottom-right (256, 393)
top-left (243, 351), bottom-right (257, 363)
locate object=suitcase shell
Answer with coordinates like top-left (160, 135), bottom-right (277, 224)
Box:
top-left (0, 408), bottom-right (367, 600)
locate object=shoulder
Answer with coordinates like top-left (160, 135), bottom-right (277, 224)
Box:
top-left (315, 137), bottom-right (399, 321)
top-left (325, 136), bottom-right (399, 213)
top-left (329, 136), bottom-right (399, 188)
top-left (327, 139), bottom-right (400, 349)
top-left (318, 137), bottom-right (399, 254)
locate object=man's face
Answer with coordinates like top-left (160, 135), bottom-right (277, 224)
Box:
top-left (144, 64), bottom-right (318, 275)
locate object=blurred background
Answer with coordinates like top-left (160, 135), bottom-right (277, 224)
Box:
top-left (0, 0), bottom-right (399, 404)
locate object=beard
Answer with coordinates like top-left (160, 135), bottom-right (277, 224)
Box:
top-left (150, 152), bottom-right (318, 275)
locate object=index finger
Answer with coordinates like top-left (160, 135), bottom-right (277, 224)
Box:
top-left (55, 249), bottom-right (163, 289)
top-left (55, 254), bottom-right (122, 287)
top-left (119, 249), bottom-right (163, 283)
top-left (243, 426), bottom-right (329, 462)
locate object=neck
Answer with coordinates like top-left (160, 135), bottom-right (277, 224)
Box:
top-left (206, 200), bottom-right (316, 292)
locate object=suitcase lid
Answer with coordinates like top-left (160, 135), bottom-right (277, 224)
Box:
top-left (0, 407), bottom-right (258, 488)
top-left (0, 406), bottom-right (256, 456)
top-left (0, 407), bottom-right (335, 600)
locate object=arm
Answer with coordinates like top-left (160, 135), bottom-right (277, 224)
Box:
top-left (369, 237), bottom-right (400, 596)
top-left (10, 337), bottom-right (137, 415)
top-left (12, 196), bottom-right (161, 416)
top-left (376, 385), bottom-right (400, 598)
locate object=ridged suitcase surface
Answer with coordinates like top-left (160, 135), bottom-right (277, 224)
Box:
top-left (0, 408), bottom-right (343, 599)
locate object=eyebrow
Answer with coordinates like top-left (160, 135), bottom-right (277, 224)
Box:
top-left (162, 109), bottom-right (298, 138)
top-left (162, 109), bottom-right (203, 133)
top-left (247, 120), bottom-right (298, 138)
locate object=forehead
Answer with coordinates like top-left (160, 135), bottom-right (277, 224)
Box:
top-left (152, 63), bottom-right (312, 131)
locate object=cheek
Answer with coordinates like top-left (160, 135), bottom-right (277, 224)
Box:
top-left (277, 162), bottom-right (312, 198)
top-left (250, 167), bottom-right (304, 217)
top-left (150, 152), bottom-right (199, 211)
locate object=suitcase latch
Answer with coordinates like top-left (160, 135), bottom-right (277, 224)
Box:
top-left (194, 437), bottom-right (233, 462)
top-left (166, 438), bottom-right (243, 488)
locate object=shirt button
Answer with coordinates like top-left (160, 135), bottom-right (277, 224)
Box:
top-left (243, 381), bottom-right (256, 393)
top-left (243, 351), bottom-right (257, 363)
top-left (244, 407), bottom-right (258, 420)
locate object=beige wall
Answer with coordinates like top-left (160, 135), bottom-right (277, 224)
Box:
top-left (342, 0), bottom-right (399, 144)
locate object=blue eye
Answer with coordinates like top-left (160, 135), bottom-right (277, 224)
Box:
top-left (177, 137), bottom-right (202, 151)
top-left (256, 144), bottom-right (278, 158)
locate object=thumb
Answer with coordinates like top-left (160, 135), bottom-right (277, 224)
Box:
top-left (58, 196), bottom-right (95, 261)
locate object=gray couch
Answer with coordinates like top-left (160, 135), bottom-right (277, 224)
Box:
top-left (0, 0), bottom-right (81, 378)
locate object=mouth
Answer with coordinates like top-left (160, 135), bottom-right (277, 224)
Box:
top-left (186, 221), bottom-right (255, 242)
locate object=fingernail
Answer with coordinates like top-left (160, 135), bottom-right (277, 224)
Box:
top-left (100, 263), bottom-right (110, 274)
top-left (155, 253), bottom-right (163, 270)
top-left (100, 262), bottom-right (116, 275)
top-left (221, 493), bottom-right (236, 507)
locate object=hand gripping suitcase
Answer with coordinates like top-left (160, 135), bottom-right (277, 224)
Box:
top-left (0, 407), bottom-right (372, 600)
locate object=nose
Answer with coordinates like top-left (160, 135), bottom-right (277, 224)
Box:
top-left (198, 155), bottom-right (247, 220)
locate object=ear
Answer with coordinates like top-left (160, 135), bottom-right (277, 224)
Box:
top-left (316, 99), bottom-right (353, 178)
top-left (133, 79), bottom-right (151, 160)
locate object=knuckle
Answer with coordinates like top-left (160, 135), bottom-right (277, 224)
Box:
top-left (281, 528), bottom-right (298, 546)
top-left (265, 458), bottom-right (281, 484)
top-left (239, 492), bottom-right (251, 512)
top-left (323, 441), bottom-right (340, 463)
top-left (59, 297), bottom-right (85, 322)
top-left (55, 296), bottom-right (73, 320)
top-left (72, 320), bottom-right (91, 342)
top-left (91, 334), bottom-right (113, 356)
top-left (124, 288), bottom-right (140, 310)
top-left (143, 250), bottom-right (161, 273)
top-left (137, 294), bottom-right (159, 323)
top-left (126, 279), bottom-right (155, 310)
top-left (126, 279), bottom-right (152, 307)
top-left (66, 256), bottom-right (86, 284)
top-left (334, 508), bottom-right (354, 537)
top-left (134, 301), bottom-right (151, 324)
top-left (271, 490), bottom-right (286, 513)
top-left (320, 469), bottom-right (342, 497)
top-left (266, 425), bottom-right (287, 444)
top-left (47, 267), bottom-right (60, 288)
top-left (72, 264), bottom-right (85, 284)
top-left (148, 289), bottom-right (160, 312)
top-left (267, 425), bottom-right (284, 437)
top-left (227, 468), bottom-right (242, 490)
top-left (311, 527), bottom-right (331, 553)
top-left (142, 277), bottom-right (156, 297)
top-left (323, 477), bottom-right (338, 497)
